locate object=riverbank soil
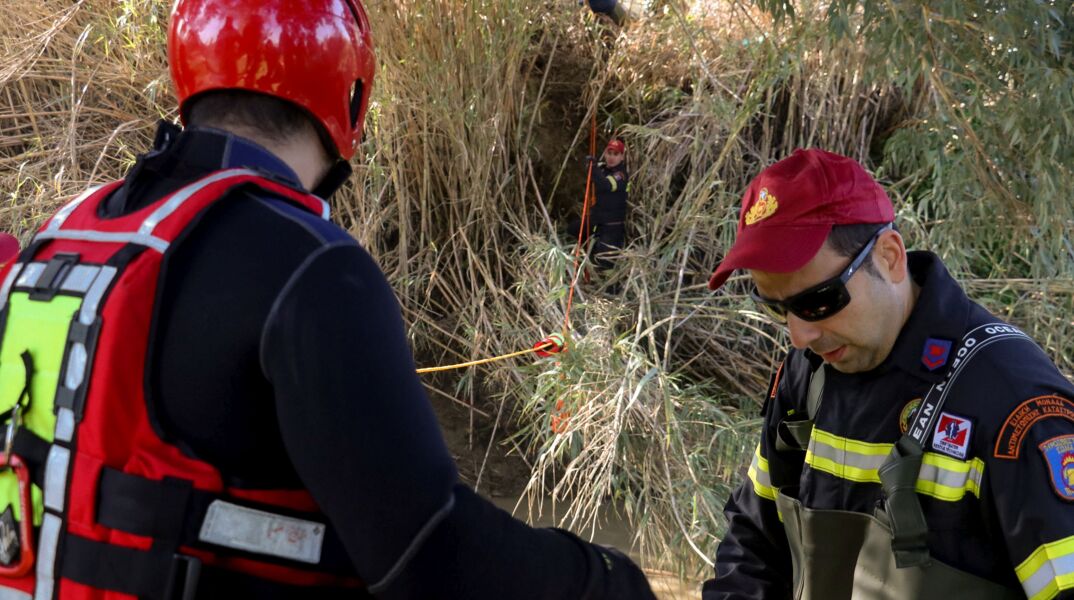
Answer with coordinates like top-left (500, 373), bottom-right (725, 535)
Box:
top-left (430, 394), bottom-right (703, 599)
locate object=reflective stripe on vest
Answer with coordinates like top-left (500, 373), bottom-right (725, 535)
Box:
top-left (1016, 534), bottom-right (1074, 600)
top-left (35, 168), bottom-right (330, 255)
top-left (0, 171), bottom-right (360, 598)
top-left (804, 428), bottom-right (985, 502)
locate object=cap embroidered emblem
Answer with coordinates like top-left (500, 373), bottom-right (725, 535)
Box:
top-left (745, 188), bottom-right (778, 226)
top-left (1039, 435), bottom-right (1074, 501)
top-left (921, 337), bottom-right (952, 371)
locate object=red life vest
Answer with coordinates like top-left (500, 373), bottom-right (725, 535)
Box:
top-left (0, 169), bottom-right (366, 599)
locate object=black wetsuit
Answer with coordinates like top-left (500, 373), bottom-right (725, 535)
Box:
top-left (102, 122), bottom-right (655, 599)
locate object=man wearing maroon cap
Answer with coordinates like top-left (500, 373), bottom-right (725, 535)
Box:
top-left (703, 149), bottom-right (1074, 599)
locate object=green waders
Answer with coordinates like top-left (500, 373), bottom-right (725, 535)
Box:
top-left (775, 487), bottom-right (1021, 599)
top-left (772, 325), bottom-right (1030, 599)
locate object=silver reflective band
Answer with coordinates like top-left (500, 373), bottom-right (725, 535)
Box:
top-left (34, 513), bottom-right (61, 600)
top-left (43, 446), bottom-right (70, 513)
top-left (138, 168), bottom-right (260, 236)
top-left (46, 186), bottom-right (101, 232)
top-left (80, 266), bottom-right (116, 326)
top-left (1020, 546), bottom-right (1074, 600)
top-left (59, 265), bottom-right (101, 293)
top-left (54, 407), bottom-right (75, 444)
top-left (918, 459), bottom-right (983, 494)
top-left (32, 230), bottom-right (169, 254)
top-left (0, 264), bottom-right (21, 313)
top-left (13, 263), bottom-right (44, 289)
top-left (0, 587), bottom-right (32, 600)
top-left (807, 432), bottom-right (889, 481)
top-left (199, 500), bottom-right (325, 564)
top-left (63, 342), bottom-right (88, 392)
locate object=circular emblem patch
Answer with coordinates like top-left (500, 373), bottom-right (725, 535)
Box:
top-left (899, 398), bottom-right (922, 434)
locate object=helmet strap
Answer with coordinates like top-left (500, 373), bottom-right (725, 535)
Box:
top-left (312, 159), bottom-right (353, 199)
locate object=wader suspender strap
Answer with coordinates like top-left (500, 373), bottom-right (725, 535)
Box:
top-left (776, 364), bottom-right (826, 452)
top-left (881, 323), bottom-right (1032, 568)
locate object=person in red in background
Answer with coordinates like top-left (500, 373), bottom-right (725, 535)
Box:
top-left (0, 0), bottom-right (657, 598)
top-left (702, 148), bottom-right (1074, 599)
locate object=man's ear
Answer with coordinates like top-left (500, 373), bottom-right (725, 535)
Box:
top-left (874, 230), bottom-right (908, 284)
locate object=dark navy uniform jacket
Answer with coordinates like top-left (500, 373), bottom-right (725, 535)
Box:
top-left (590, 163), bottom-right (628, 226)
top-left (703, 252), bottom-right (1074, 600)
top-left (103, 122), bottom-right (654, 599)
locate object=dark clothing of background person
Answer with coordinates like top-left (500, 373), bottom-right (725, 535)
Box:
top-left (588, 161), bottom-right (629, 271)
top-left (702, 252), bottom-right (1074, 599)
top-left (109, 121), bottom-right (655, 599)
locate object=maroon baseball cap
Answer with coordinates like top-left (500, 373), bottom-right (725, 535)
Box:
top-left (707, 148), bottom-right (894, 290)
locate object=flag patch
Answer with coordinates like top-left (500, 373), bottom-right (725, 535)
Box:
top-left (932, 412), bottom-right (972, 460)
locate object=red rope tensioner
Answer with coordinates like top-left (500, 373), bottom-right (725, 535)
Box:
top-left (533, 333), bottom-right (567, 358)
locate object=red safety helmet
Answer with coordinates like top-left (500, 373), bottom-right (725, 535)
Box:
top-left (168, 0), bottom-right (376, 160)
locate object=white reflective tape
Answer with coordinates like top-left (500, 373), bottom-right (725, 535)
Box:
top-left (46, 186), bottom-right (100, 232)
top-left (54, 408), bottom-right (75, 443)
top-left (63, 342), bottom-right (87, 392)
top-left (33, 513), bottom-right (61, 600)
top-left (0, 264), bottom-right (22, 313)
top-left (198, 500), bottom-right (325, 564)
top-left (13, 263), bottom-right (44, 289)
top-left (32, 230), bottom-right (169, 254)
top-left (43, 446), bottom-right (70, 513)
top-left (138, 169), bottom-right (260, 236)
top-left (0, 586), bottom-right (32, 600)
top-left (317, 197), bottom-right (330, 220)
top-left (79, 266), bottom-right (115, 326)
top-left (59, 265), bottom-right (100, 293)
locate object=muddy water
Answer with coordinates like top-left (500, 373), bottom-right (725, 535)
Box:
top-left (491, 496), bottom-right (702, 600)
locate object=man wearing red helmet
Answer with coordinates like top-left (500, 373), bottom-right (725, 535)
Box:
top-left (701, 149), bottom-right (1074, 599)
top-left (0, 1), bottom-right (655, 598)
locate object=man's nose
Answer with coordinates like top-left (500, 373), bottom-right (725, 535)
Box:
top-left (787, 314), bottom-right (822, 350)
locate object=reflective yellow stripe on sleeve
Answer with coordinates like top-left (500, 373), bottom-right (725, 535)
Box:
top-left (917, 453), bottom-right (984, 501)
top-left (606, 175), bottom-right (618, 192)
top-left (805, 428), bottom-right (984, 501)
top-left (747, 444), bottom-right (777, 501)
top-left (1016, 534), bottom-right (1074, 600)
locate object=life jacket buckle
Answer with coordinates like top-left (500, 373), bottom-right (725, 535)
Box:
top-left (0, 452), bottom-right (36, 577)
top-left (166, 553), bottom-right (202, 600)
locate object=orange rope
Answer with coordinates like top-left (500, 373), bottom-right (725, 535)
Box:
top-left (416, 115), bottom-right (597, 374)
top-left (563, 112), bottom-right (598, 334)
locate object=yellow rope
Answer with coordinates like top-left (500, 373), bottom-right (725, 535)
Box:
top-left (416, 342), bottom-right (554, 374)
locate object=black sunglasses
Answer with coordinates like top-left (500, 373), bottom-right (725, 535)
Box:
top-left (750, 223), bottom-right (893, 323)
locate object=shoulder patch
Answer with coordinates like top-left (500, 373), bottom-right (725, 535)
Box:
top-left (613, 171), bottom-right (624, 181)
top-left (995, 396), bottom-right (1074, 459)
top-left (1039, 435), bottom-right (1074, 502)
top-left (899, 398), bottom-right (922, 435)
top-left (932, 411), bottom-right (973, 460)
top-left (921, 337), bottom-right (952, 371)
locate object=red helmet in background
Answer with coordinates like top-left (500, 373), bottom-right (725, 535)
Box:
top-left (168, 0), bottom-right (376, 160)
